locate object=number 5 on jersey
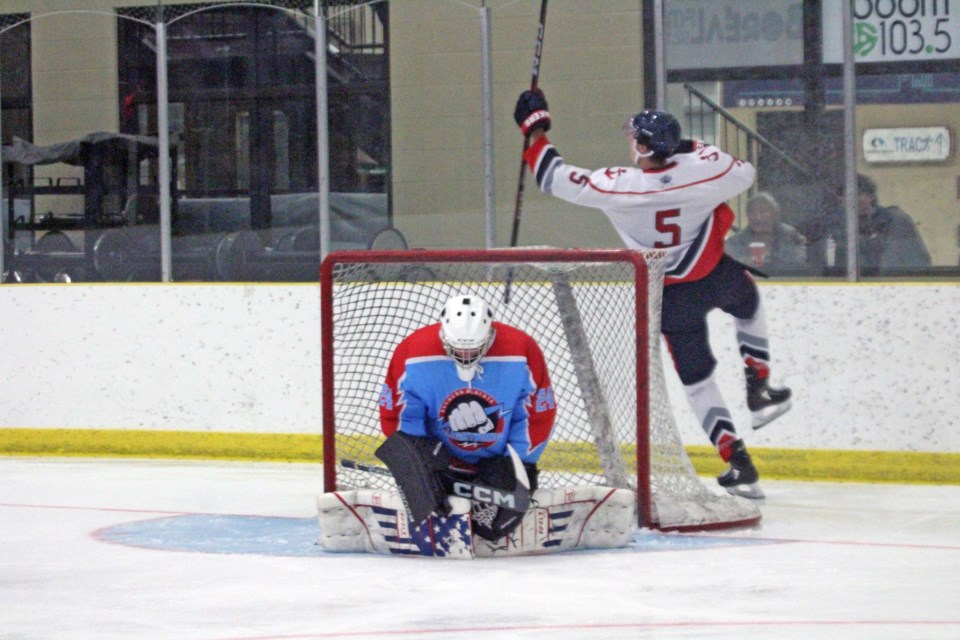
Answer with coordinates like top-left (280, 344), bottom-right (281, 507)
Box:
top-left (655, 209), bottom-right (680, 248)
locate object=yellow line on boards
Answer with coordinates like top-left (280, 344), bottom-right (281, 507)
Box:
top-left (0, 428), bottom-right (323, 463)
top-left (685, 445), bottom-right (960, 485)
top-left (1, 429), bottom-right (958, 485)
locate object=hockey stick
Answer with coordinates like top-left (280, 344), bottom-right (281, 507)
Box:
top-left (341, 457), bottom-right (531, 512)
top-left (341, 458), bottom-right (395, 477)
top-left (504, 0), bottom-right (549, 304)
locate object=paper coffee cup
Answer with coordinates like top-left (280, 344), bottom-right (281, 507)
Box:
top-left (749, 242), bottom-right (767, 267)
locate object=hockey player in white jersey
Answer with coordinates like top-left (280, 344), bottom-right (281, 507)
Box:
top-left (514, 89), bottom-right (791, 498)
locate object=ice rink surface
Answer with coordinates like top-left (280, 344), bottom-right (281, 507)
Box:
top-left (2, 457), bottom-right (958, 640)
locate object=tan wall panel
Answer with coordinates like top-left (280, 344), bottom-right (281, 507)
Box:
top-left (391, 92), bottom-right (483, 127)
top-left (29, 11), bottom-right (119, 145)
top-left (390, 0), bottom-right (643, 250)
top-left (32, 98), bottom-right (117, 141)
top-left (855, 103), bottom-right (959, 267)
top-left (388, 0), bottom-right (479, 25)
top-left (31, 33), bottom-right (116, 74)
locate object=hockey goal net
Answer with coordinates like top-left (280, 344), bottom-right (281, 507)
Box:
top-left (320, 248), bottom-right (760, 532)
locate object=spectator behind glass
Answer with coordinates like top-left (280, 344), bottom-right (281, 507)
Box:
top-left (726, 192), bottom-right (807, 275)
top-left (856, 174), bottom-right (931, 272)
top-left (801, 174), bottom-right (931, 276)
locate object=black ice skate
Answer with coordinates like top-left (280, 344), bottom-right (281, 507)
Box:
top-left (746, 367), bottom-right (792, 430)
top-left (717, 440), bottom-right (764, 500)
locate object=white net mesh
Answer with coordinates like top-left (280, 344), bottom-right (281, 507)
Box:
top-left (321, 248), bottom-right (759, 531)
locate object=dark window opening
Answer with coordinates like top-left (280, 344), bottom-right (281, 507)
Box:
top-left (116, 3), bottom-right (391, 280)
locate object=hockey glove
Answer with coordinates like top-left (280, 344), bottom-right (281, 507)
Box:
top-left (470, 455), bottom-right (525, 541)
top-left (514, 89), bottom-right (551, 136)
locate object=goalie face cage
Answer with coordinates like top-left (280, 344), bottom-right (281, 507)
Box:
top-left (320, 248), bottom-right (760, 532)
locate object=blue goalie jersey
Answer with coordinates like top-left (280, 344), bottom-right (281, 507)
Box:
top-left (379, 321), bottom-right (556, 465)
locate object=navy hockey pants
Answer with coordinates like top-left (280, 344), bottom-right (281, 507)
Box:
top-left (660, 254), bottom-right (759, 386)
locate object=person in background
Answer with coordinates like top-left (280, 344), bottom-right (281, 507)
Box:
top-left (855, 174), bottom-right (931, 272)
top-left (726, 192), bottom-right (807, 275)
top-left (802, 174), bottom-right (931, 275)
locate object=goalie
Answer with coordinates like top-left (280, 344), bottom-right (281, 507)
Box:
top-left (318, 295), bottom-right (636, 558)
top-left (377, 294), bottom-right (556, 543)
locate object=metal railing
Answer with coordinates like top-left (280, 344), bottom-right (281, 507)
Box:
top-left (682, 83), bottom-right (816, 180)
top-left (681, 83), bottom-right (818, 225)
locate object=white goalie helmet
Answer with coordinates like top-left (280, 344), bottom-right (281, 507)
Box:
top-left (439, 294), bottom-right (495, 371)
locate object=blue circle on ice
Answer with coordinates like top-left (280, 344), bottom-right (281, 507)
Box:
top-left (96, 514), bottom-right (777, 557)
top-left (97, 515), bottom-right (327, 557)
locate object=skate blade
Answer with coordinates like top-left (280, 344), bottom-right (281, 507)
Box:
top-left (726, 483), bottom-right (765, 500)
top-left (751, 400), bottom-right (792, 430)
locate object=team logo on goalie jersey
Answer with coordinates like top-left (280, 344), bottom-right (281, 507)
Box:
top-left (439, 388), bottom-right (505, 452)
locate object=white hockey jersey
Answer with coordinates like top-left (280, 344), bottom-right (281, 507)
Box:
top-left (524, 136), bottom-right (756, 284)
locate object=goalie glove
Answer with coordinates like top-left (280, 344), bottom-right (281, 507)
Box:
top-left (469, 445), bottom-right (532, 541)
top-left (514, 89), bottom-right (551, 136)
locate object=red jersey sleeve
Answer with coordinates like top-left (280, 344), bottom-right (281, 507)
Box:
top-left (378, 324), bottom-right (444, 437)
top-left (522, 333), bottom-right (556, 454)
top-left (378, 342), bottom-right (406, 437)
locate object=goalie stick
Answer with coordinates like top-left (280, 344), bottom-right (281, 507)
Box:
top-left (341, 455), bottom-right (531, 513)
top-left (504, 0), bottom-right (549, 304)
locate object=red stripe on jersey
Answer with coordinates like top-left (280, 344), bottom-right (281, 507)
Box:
top-left (527, 146), bottom-right (742, 198)
top-left (585, 158), bottom-right (741, 196)
top-left (523, 135), bottom-right (551, 171)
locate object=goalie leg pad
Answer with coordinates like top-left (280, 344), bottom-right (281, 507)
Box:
top-left (317, 490), bottom-right (475, 559)
top-left (411, 496), bottom-right (474, 558)
top-left (375, 432), bottom-right (453, 524)
top-left (475, 486), bottom-right (636, 557)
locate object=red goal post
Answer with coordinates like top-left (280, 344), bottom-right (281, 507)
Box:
top-left (320, 248), bottom-right (760, 532)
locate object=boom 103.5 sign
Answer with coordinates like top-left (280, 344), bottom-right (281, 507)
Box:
top-left (664, 1), bottom-right (959, 69)
top-left (824, 0), bottom-right (959, 62)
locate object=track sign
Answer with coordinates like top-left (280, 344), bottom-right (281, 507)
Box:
top-left (863, 127), bottom-right (952, 163)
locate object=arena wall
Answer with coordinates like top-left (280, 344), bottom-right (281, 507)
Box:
top-left (8, 2), bottom-right (954, 263)
top-left (0, 281), bottom-right (957, 482)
